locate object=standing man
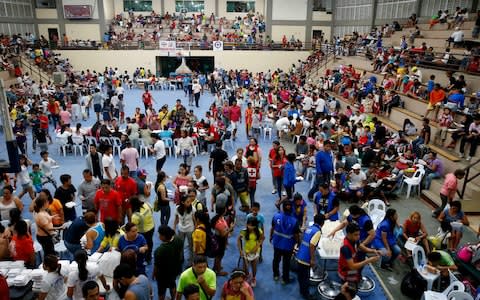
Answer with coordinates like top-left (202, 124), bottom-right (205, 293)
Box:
top-left (77, 169), bottom-right (101, 212)
top-left (135, 169), bottom-right (152, 203)
top-left (270, 201), bottom-right (300, 285)
top-left (229, 100), bottom-right (241, 141)
top-left (296, 214), bottom-right (325, 299)
top-left (114, 166), bottom-right (138, 222)
top-left (150, 134), bottom-right (167, 172)
top-left (86, 144), bottom-right (103, 180)
top-left (94, 179), bottom-right (123, 223)
top-left (142, 89), bottom-right (153, 112)
top-left (113, 263), bottom-right (151, 300)
top-left (176, 255), bottom-right (216, 300)
top-left (54, 174), bottom-right (77, 221)
top-left (268, 141), bottom-right (281, 194)
top-left (338, 223), bottom-right (380, 284)
top-left (102, 145), bottom-right (117, 181)
top-left (91, 88), bottom-right (103, 122)
top-left (308, 140), bottom-right (334, 201)
top-left (153, 225), bottom-right (184, 300)
top-left (192, 79), bottom-right (202, 108)
top-left (432, 169), bottom-right (466, 218)
top-left (209, 141), bottom-right (228, 178)
top-left (121, 141), bottom-right (139, 177)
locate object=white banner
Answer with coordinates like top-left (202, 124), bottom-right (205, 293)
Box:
top-left (159, 40), bottom-right (176, 51)
top-left (212, 40), bottom-right (223, 51)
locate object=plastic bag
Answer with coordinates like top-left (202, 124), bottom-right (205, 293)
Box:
top-left (98, 250), bottom-right (121, 277)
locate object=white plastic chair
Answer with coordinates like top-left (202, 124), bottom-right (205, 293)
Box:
top-left (138, 139), bottom-right (149, 159)
top-left (305, 167), bottom-right (315, 181)
top-left (223, 134), bottom-right (234, 150)
top-left (292, 126), bottom-right (308, 144)
top-left (447, 291), bottom-right (473, 300)
top-left (412, 246), bottom-right (439, 291)
top-left (162, 137), bottom-right (174, 157)
top-left (309, 169), bottom-right (317, 189)
top-left (169, 81), bottom-right (177, 91)
top-left (110, 137), bottom-right (122, 156)
top-left (442, 280), bottom-right (465, 296)
top-left (71, 136), bottom-right (85, 156)
top-left (367, 199), bottom-right (386, 229)
top-left (99, 136), bottom-right (112, 145)
top-left (173, 138), bottom-right (179, 159)
top-left (56, 137), bottom-right (69, 157)
top-left (400, 169), bottom-right (425, 198)
top-left (263, 123), bottom-right (273, 140)
top-left (85, 136), bottom-right (97, 147)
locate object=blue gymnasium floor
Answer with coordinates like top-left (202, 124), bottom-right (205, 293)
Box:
top-left (0, 88), bottom-right (390, 299)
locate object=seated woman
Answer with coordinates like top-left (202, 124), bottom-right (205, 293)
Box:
top-left (9, 220), bottom-right (35, 267)
top-left (372, 208), bottom-right (401, 270)
top-left (438, 201), bottom-right (469, 251)
top-left (401, 211), bottom-right (430, 255)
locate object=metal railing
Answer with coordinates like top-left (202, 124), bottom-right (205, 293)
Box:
top-left (18, 55), bottom-right (52, 83)
top-left (458, 159), bottom-right (480, 199)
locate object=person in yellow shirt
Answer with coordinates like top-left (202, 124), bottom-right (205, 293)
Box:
top-left (97, 218), bottom-right (124, 253)
top-left (192, 211), bottom-right (209, 256)
top-left (237, 217), bottom-right (264, 287)
top-left (130, 196), bottom-right (154, 263)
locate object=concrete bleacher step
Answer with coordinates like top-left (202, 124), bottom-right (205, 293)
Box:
top-left (415, 21), bottom-right (476, 31)
top-left (424, 178), bottom-right (480, 214)
top-left (384, 37), bottom-right (451, 48)
top-left (1, 78), bottom-right (17, 88)
top-left (0, 70), bottom-right (11, 81)
top-left (420, 30), bottom-right (474, 40)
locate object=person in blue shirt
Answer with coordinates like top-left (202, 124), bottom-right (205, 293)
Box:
top-left (446, 89), bottom-right (465, 112)
top-left (372, 208), bottom-right (401, 270)
top-left (427, 74), bottom-right (436, 93)
top-left (308, 140), bottom-right (334, 200)
top-left (270, 201), bottom-right (300, 284)
top-left (283, 153), bottom-right (300, 200)
top-left (291, 193), bottom-right (308, 229)
top-left (314, 183), bottom-right (340, 221)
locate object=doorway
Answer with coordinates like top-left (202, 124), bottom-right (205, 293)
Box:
top-left (156, 56), bottom-right (214, 77)
top-left (48, 28), bottom-right (59, 49)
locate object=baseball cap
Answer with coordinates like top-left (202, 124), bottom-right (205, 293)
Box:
top-left (137, 169), bottom-right (148, 177)
top-left (352, 164), bottom-right (361, 170)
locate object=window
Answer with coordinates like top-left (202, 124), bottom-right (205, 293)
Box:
top-left (313, 0), bottom-right (326, 11)
top-left (35, 0), bottom-right (56, 8)
top-left (123, 0), bottom-right (152, 12)
top-left (175, 1), bottom-right (205, 12)
top-left (226, 1), bottom-right (255, 13)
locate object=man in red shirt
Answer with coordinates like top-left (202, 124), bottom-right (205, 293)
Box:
top-left (38, 111), bottom-right (51, 144)
top-left (114, 165), bottom-right (138, 222)
top-left (142, 90), bottom-right (153, 112)
top-left (229, 100), bottom-right (241, 141)
top-left (94, 179), bottom-right (122, 223)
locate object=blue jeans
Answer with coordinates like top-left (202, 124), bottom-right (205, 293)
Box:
top-left (412, 137), bottom-right (424, 157)
top-left (307, 173), bottom-right (330, 200)
top-left (379, 244), bottom-right (401, 266)
top-left (159, 204), bottom-right (170, 226)
top-left (424, 171), bottom-right (441, 190)
top-left (64, 240), bottom-right (82, 258)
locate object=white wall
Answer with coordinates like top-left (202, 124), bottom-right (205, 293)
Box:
top-left (56, 49), bottom-right (310, 73)
top-left (65, 24), bottom-right (101, 41)
top-left (103, 0), bottom-right (115, 20)
top-left (271, 25), bottom-right (305, 42)
top-left (61, 0), bottom-right (99, 19)
top-left (38, 24), bottom-right (59, 39)
top-left (35, 8), bottom-right (58, 19)
top-left (312, 11), bottom-right (332, 21)
top-left (272, 0), bottom-right (307, 20)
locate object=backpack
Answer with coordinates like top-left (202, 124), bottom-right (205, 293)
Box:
top-left (401, 269), bottom-right (427, 299)
top-left (200, 226), bottom-right (220, 258)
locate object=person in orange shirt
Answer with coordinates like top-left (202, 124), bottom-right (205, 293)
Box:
top-left (245, 103), bottom-right (253, 137)
top-left (424, 83), bottom-right (446, 120)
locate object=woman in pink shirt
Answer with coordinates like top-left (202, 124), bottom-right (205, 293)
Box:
top-left (432, 169), bottom-right (466, 218)
top-left (59, 107), bottom-right (72, 127)
top-left (212, 207), bottom-right (233, 276)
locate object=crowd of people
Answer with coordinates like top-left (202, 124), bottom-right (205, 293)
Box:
top-left (0, 9), bottom-right (479, 300)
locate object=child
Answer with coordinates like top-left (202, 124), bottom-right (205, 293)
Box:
top-left (39, 151), bottom-right (57, 189)
top-left (29, 164), bottom-right (44, 193)
top-left (435, 107), bottom-right (453, 146)
top-left (237, 217), bottom-right (264, 287)
top-left (247, 202), bottom-right (265, 263)
top-left (246, 156), bottom-right (259, 207)
top-left (39, 254), bottom-right (67, 300)
top-left (251, 108), bottom-right (262, 139)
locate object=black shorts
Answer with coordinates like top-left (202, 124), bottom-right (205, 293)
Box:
top-left (157, 277), bottom-right (176, 296)
top-left (94, 104), bottom-right (102, 112)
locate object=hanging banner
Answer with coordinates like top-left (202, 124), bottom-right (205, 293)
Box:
top-left (159, 40), bottom-right (177, 55)
top-left (212, 40), bottom-right (223, 51)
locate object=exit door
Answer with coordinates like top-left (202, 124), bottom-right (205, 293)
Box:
top-left (48, 28), bottom-right (59, 49)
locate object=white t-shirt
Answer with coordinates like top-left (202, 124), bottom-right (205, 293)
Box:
top-left (450, 31), bottom-right (464, 42)
top-left (276, 117), bottom-right (290, 131)
top-left (153, 140), bottom-right (166, 159)
top-left (194, 175), bottom-right (207, 201)
top-left (192, 83), bottom-right (202, 94)
top-left (349, 171), bottom-right (367, 190)
top-left (315, 98), bottom-right (326, 113)
top-left (302, 96), bottom-right (313, 111)
top-left (39, 157), bottom-right (56, 177)
top-left (175, 206), bottom-right (195, 232)
top-left (231, 155), bottom-right (248, 168)
top-left (67, 264), bottom-right (100, 300)
top-left (41, 272), bottom-right (67, 300)
top-left (17, 165), bottom-right (31, 185)
top-left (102, 154), bottom-right (117, 179)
